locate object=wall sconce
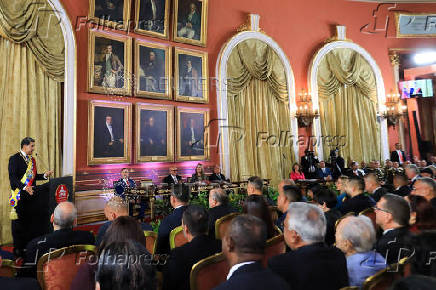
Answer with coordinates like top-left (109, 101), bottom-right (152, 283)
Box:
top-left (296, 90), bottom-right (319, 127)
top-left (382, 92), bottom-right (407, 127)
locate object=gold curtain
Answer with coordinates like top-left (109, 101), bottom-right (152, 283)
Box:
top-left (227, 39), bottom-right (294, 186)
top-left (0, 36), bottom-right (62, 244)
top-left (317, 48), bottom-right (380, 164)
top-left (0, 0), bottom-right (65, 81)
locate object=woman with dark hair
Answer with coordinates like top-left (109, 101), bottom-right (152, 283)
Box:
top-left (242, 195), bottom-right (276, 238)
top-left (96, 240), bottom-right (155, 290)
top-left (406, 195), bottom-right (436, 232)
top-left (290, 163), bottom-right (305, 181)
top-left (191, 163), bottom-right (207, 183)
top-left (71, 216), bottom-right (154, 290)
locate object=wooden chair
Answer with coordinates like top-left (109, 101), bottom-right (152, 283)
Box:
top-left (263, 234), bottom-right (286, 267)
top-left (215, 212), bottom-right (240, 240)
top-left (0, 259), bottom-right (17, 277)
top-left (190, 252), bottom-right (229, 290)
top-left (362, 258), bottom-right (408, 290)
top-left (359, 207), bottom-right (377, 230)
top-left (37, 245), bottom-right (97, 290)
top-left (144, 230), bottom-right (157, 254)
top-left (170, 226), bottom-right (188, 250)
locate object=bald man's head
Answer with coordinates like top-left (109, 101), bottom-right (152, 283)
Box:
top-left (53, 202), bottom-right (77, 229)
top-left (105, 196), bottom-right (129, 220)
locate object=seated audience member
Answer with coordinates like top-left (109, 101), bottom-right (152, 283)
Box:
top-left (364, 173), bottom-right (388, 202)
top-left (276, 180), bottom-right (301, 231)
top-left (96, 197), bottom-right (152, 246)
top-left (375, 194), bottom-right (412, 265)
top-left (306, 183), bottom-right (321, 201)
top-left (247, 176), bottom-right (274, 205)
top-left (347, 161), bottom-right (365, 178)
top-left (406, 231), bottom-right (436, 277)
top-left (208, 188), bottom-right (236, 238)
top-left (243, 195), bottom-right (276, 238)
top-left (335, 175), bottom-right (349, 209)
top-left (391, 275), bottom-right (436, 290)
top-left (290, 163), bottom-right (305, 181)
top-left (428, 165), bottom-right (436, 177)
top-left (431, 156), bottom-right (436, 166)
top-left (19, 202), bottom-right (94, 278)
top-left (405, 195), bottom-right (436, 231)
top-left (214, 215), bottom-right (289, 290)
top-left (420, 160), bottom-right (428, 168)
top-left (420, 167), bottom-right (434, 179)
top-left (95, 241), bottom-right (155, 290)
top-left (316, 161), bottom-right (332, 180)
top-left (335, 215), bottom-right (386, 287)
top-left (411, 177), bottom-right (436, 208)
top-left (191, 163), bottom-right (207, 183)
top-left (156, 184), bottom-right (189, 254)
top-left (312, 187), bottom-right (342, 246)
top-left (405, 164), bottom-right (421, 188)
top-left (71, 216), bottom-right (149, 290)
top-left (340, 176), bottom-right (375, 215)
top-left (268, 202), bottom-right (348, 290)
top-left (209, 165), bottom-right (230, 184)
top-left (393, 173), bottom-right (412, 196)
top-left (163, 167), bottom-right (182, 185)
top-left (163, 205), bottom-right (221, 290)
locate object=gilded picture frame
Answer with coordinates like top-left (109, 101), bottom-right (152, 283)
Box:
top-left (134, 40), bottom-right (171, 99)
top-left (173, 0), bottom-right (208, 47)
top-left (176, 106), bottom-right (209, 161)
top-left (88, 100), bottom-right (132, 165)
top-left (134, 0), bottom-right (170, 40)
top-left (136, 103), bottom-right (174, 162)
top-left (395, 13), bottom-right (436, 38)
top-left (88, 30), bottom-right (132, 96)
top-left (88, 0), bottom-right (131, 31)
top-left (174, 47), bottom-right (209, 103)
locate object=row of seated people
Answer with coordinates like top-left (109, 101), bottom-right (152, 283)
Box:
top-left (162, 164), bottom-right (230, 185)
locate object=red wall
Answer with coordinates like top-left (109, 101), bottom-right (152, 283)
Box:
top-left (59, 0), bottom-right (436, 186)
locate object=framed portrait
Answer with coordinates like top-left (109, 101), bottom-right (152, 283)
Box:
top-left (174, 47), bottom-right (208, 103)
top-left (88, 100), bottom-right (132, 165)
top-left (136, 103), bottom-right (174, 162)
top-left (88, 30), bottom-right (132, 96)
top-left (173, 0), bottom-right (208, 47)
top-left (134, 40), bottom-right (171, 99)
top-left (134, 0), bottom-right (170, 39)
top-left (176, 107), bottom-right (209, 161)
top-left (89, 0), bottom-right (131, 30)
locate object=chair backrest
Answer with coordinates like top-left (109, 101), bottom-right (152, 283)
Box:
top-left (170, 226), bottom-right (188, 249)
top-left (359, 207), bottom-right (377, 230)
top-left (269, 206), bottom-right (280, 224)
top-left (0, 259), bottom-right (16, 277)
top-left (37, 244), bottom-right (97, 290)
top-left (263, 234), bottom-right (286, 267)
top-left (362, 262), bottom-right (405, 290)
top-left (215, 212), bottom-right (240, 240)
top-left (190, 253), bottom-right (229, 290)
top-left (144, 230), bottom-right (158, 254)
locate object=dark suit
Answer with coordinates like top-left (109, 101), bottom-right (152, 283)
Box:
top-left (8, 152), bottom-right (50, 257)
top-left (268, 243), bottom-right (348, 290)
top-left (19, 228), bottom-right (95, 278)
top-left (390, 150), bottom-right (406, 163)
top-left (95, 122), bottom-right (123, 157)
top-left (163, 234), bottom-right (221, 290)
top-left (394, 185), bottom-right (411, 197)
top-left (339, 193), bottom-right (375, 215)
top-left (181, 126), bottom-right (204, 156)
top-left (208, 204), bottom-right (236, 238)
top-left (140, 0), bottom-right (164, 22)
top-left (140, 123), bottom-right (166, 155)
top-left (316, 167), bottom-right (332, 179)
top-left (114, 178), bottom-right (136, 198)
top-left (209, 173), bottom-right (229, 183)
top-left (410, 175), bottom-right (421, 189)
top-left (325, 208), bottom-right (342, 246)
top-left (156, 206), bottom-right (188, 254)
top-left (214, 262), bottom-right (289, 290)
top-left (372, 187), bottom-right (388, 202)
top-left (95, 220), bottom-right (152, 246)
top-left (376, 227), bottom-right (413, 265)
top-left (162, 174), bottom-right (182, 185)
top-left (0, 277), bottom-right (41, 290)
top-left (275, 211), bottom-right (287, 233)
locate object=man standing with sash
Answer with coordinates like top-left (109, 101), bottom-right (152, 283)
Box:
top-left (8, 137), bottom-right (53, 258)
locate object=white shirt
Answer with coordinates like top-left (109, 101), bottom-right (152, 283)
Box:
top-left (151, 0), bottom-right (157, 19)
top-left (227, 261), bottom-right (256, 280)
top-left (106, 122), bottom-right (115, 141)
top-left (191, 128), bottom-right (195, 143)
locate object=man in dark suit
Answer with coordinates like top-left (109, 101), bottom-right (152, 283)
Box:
top-left (8, 137), bottom-right (53, 258)
top-left (405, 164), bottom-right (421, 189)
top-left (181, 117), bottom-right (203, 156)
top-left (19, 202), bottom-right (94, 278)
top-left (163, 205), bottom-right (221, 290)
top-left (177, 3), bottom-right (201, 40)
top-left (375, 194), bottom-right (413, 265)
top-left (411, 178), bottom-right (436, 208)
top-left (340, 176), bottom-right (375, 215)
top-left (208, 188), bottom-right (236, 238)
top-left (393, 174), bottom-right (411, 196)
top-left (214, 215), bottom-right (289, 290)
top-left (276, 180), bottom-right (301, 232)
top-left (346, 161), bottom-right (365, 178)
top-left (114, 168), bottom-right (136, 198)
top-left (364, 173), bottom-right (388, 202)
top-left (139, 0), bottom-right (165, 32)
top-left (268, 202), bottom-right (349, 290)
top-left (140, 114), bottom-right (166, 156)
top-left (391, 143), bottom-right (406, 164)
top-left (316, 161), bottom-right (333, 180)
top-left (156, 184), bottom-right (189, 254)
top-left (209, 165), bottom-right (230, 184)
top-left (162, 167), bottom-right (182, 185)
top-left (95, 0), bottom-right (124, 22)
top-left (95, 115), bottom-right (124, 157)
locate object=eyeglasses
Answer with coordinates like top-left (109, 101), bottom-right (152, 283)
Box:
top-left (373, 206), bottom-right (391, 214)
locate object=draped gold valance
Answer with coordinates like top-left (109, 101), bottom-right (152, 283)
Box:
top-left (0, 0), bottom-right (65, 81)
top-left (227, 39), bottom-right (288, 104)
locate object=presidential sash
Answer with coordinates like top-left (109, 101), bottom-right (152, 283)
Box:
top-left (9, 155), bottom-right (36, 220)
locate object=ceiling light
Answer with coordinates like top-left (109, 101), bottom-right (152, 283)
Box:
top-left (414, 52), bottom-right (436, 65)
